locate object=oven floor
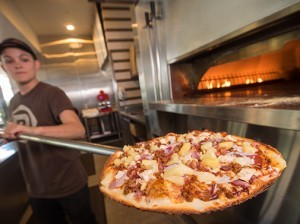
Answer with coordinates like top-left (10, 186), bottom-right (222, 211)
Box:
top-left (187, 79), bottom-right (300, 110)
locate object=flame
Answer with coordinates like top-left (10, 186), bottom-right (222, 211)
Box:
top-left (221, 80), bottom-right (231, 87)
top-left (206, 81), bottom-right (214, 89)
top-left (246, 79), bottom-right (255, 84)
top-left (257, 77), bottom-right (263, 83)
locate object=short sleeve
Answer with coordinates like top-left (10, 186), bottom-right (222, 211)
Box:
top-left (47, 87), bottom-right (76, 123)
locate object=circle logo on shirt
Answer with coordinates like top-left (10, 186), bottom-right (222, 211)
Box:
top-left (11, 105), bottom-right (37, 127)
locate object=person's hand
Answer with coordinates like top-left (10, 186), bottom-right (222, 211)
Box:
top-left (3, 122), bottom-right (33, 140)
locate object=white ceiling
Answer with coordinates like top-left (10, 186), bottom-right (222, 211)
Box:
top-left (10, 0), bottom-right (96, 37)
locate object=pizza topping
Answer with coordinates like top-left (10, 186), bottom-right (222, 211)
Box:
top-left (141, 160), bottom-right (158, 172)
top-left (233, 157), bottom-right (254, 167)
top-left (242, 142), bottom-right (258, 153)
top-left (138, 169), bottom-right (155, 182)
top-left (109, 171), bottom-right (129, 189)
top-left (217, 175), bottom-right (231, 184)
top-left (231, 179), bottom-right (250, 189)
top-left (101, 130), bottom-right (287, 208)
top-left (183, 182), bottom-right (210, 202)
top-left (237, 168), bottom-right (256, 182)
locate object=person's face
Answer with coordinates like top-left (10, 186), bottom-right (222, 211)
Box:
top-left (0, 47), bottom-right (40, 85)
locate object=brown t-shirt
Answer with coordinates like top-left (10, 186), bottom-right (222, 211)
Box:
top-left (8, 82), bottom-right (87, 198)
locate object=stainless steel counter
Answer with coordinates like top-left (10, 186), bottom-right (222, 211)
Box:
top-left (0, 141), bottom-right (17, 166)
top-left (149, 79), bottom-right (300, 131)
top-left (149, 98), bottom-right (300, 131)
top-left (120, 111), bottom-right (146, 125)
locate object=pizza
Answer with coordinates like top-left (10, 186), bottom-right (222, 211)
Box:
top-left (99, 130), bottom-right (287, 214)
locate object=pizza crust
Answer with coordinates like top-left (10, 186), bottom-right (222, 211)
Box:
top-left (100, 175), bottom-right (277, 214)
top-left (99, 130), bottom-right (286, 214)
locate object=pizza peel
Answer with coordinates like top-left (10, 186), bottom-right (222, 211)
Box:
top-left (0, 129), bottom-right (119, 156)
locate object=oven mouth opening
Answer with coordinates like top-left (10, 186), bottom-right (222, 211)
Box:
top-left (196, 39), bottom-right (300, 93)
top-left (170, 10), bottom-right (300, 100)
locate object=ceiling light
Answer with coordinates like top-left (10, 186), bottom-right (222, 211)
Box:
top-left (69, 42), bottom-right (83, 49)
top-left (66, 24), bottom-right (75, 31)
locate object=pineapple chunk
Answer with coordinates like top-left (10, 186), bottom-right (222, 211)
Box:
top-left (164, 176), bottom-right (185, 186)
top-left (123, 145), bottom-right (131, 152)
top-left (242, 142), bottom-right (257, 153)
top-left (266, 151), bottom-right (287, 170)
top-left (166, 153), bottom-right (180, 166)
top-left (202, 157), bottom-right (220, 169)
top-left (164, 164), bottom-right (195, 177)
top-left (185, 133), bottom-right (194, 141)
top-left (159, 138), bottom-right (167, 144)
top-left (100, 170), bottom-right (114, 187)
top-left (201, 148), bottom-right (220, 169)
top-left (176, 134), bottom-right (185, 143)
top-left (178, 142), bottom-right (191, 156)
top-left (150, 144), bottom-right (159, 152)
top-left (113, 158), bottom-right (122, 167)
top-left (124, 156), bottom-right (135, 165)
top-left (196, 172), bottom-right (216, 183)
top-left (128, 150), bottom-right (139, 158)
top-left (201, 142), bottom-right (213, 151)
top-left (218, 141), bottom-right (233, 150)
top-left (142, 160), bottom-right (158, 172)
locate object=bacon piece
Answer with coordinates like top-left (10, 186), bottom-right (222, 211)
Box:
top-left (182, 176), bottom-right (213, 202)
top-left (157, 158), bottom-right (164, 171)
top-left (155, 150), bottom-right (172, 166)
top-left (124, 178), bottom-right (141, 195)
top-left (253, 155), bottom-right (263, 168)
top-left (249, 175), bottom-right (258, 184)
top-left (197, 162), bottom-right (210, 172)
top-left (219, 148), bottom-right (228, 155)
top-left (173, 142), bottom-right (183, 153)
top-left (220, 165), bottom-right (232, 171)
top-left (231, 179), bottom-right (250, 188)
top-left (232, 163), bottom-right (242, 173)
top-left (186, 160), bottom-right (198, 170)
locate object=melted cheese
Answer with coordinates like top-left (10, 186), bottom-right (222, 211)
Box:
top-left (234, 157), bottom-right (254, 167)
top-left (218, 154), bottom-right (235, 163)
top-left (217, 175), bottom-right (231, 184)
top-left (139, 170), bottom-right (155, 182)
top-left (115, 170), bottom-right (127, 179)
top-left (238, 168), bottom-right (256, 182)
